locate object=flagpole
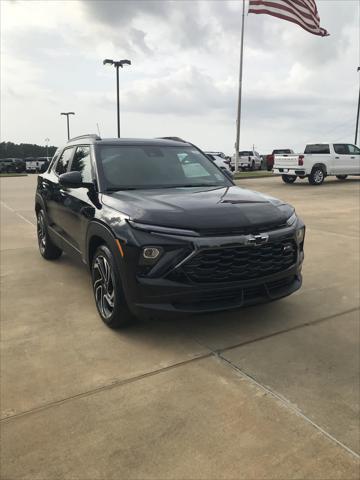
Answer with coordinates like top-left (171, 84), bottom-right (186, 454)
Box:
top-left (234, 0), bottom-right (246, 173)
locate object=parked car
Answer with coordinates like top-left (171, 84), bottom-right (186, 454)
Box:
top-left (205, 151), bottom-right (228, 160)
top-left (35, 134), bottom-right (305, 328)
top-left (206, 153), bottom-right (234, 178)
top-left (273, 143), bottom-right (360, 185)
top-left (230, 151), bottom-right (262, 171)
top-left (26, 157), bottom-right (51, 173)
top-left (0, 158), bottom-right (25, 173)
top-left (266, 149), bottom-right (294, 171)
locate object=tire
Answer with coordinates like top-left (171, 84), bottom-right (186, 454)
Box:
top-left (281, 174), bottom-right (297, 184)
top-left (336, 175), bottom-right (348, 180)
top-left (36, 209), bottom-right (62, 260)
top-left (91, 244), bottom-right (133, 328)
top-left (308, 167), bottom-right (325, 185)
top-left (251, 161), bottom-right (255, 171)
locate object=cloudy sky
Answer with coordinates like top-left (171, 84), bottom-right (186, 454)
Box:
top-left (1, 0), bottom-right (359, 154)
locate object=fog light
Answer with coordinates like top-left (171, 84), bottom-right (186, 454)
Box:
top-left (142, 247), bottom-right (161, 260)
top-left (296, 227), bottom-right (305, 243)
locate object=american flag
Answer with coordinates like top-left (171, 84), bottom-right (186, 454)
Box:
top-left (248, 0), bottom-right (329, 37)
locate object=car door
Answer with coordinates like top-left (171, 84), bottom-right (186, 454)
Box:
top-left (42, 147), bottom-right (75, 243)
top-left (333, 144), bottom-right (350, 174)
top-left (346, 144), bottom-right (360, 174)
top-left (59, 145), bottom-right (97, 252)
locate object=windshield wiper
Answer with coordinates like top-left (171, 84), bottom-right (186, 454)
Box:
top-left (105, 187), bottom-right (138, 192)
top-left (172, 183), bottom-right (223, 188)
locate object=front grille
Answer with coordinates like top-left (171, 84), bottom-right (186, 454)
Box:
top-left (171, 239), bottom-right (297, 284)
top-left (171, 275), bottom-right (297, 310)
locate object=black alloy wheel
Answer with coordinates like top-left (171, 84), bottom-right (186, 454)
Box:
top-left (91, 244), bottom-right (133, 328)
top-left (36, 209), bottom-right (62, 260)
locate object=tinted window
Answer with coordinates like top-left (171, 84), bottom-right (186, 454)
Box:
top-left (239, 151), bottom-right (253, 156)
top-left (54, 148), bottom-right (74, 175)
top-left (304, 144), bottom-right (330, 154)
top-left (98, 145), bottom-right (229, 190)
top-left (70, 146), bottom-right (93, 182)
top-left (273, 149), bottom-right (292, 154)
top-left (334, 144), bottom-right (348, 155)
top-left (347, 144), bottom-right (360, 154)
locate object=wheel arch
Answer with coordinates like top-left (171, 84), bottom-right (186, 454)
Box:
top-left (311, 163), bottom-right (327, 175)
top-left (35, 193), bottom-right (46, 214)
top-left (86, 221), bottom-right (119, 268)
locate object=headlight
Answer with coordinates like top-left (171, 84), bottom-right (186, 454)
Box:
top-left (296, 227), bottom-right (305, 243)
top-left (139, 246), bottom-right (163, 266)
top-left (286, 211), bottom-right (297, 226)
top-left (142, 247), bottom-right (161, 260)
top-left (128, 219), bottom-right (199, 237)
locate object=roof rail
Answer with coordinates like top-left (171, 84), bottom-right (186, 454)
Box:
top-left (156, 136), bottom-right (188, 143)
top-left (67, 134), bottom-right (101, 143)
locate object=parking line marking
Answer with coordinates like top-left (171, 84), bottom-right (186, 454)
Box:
top-left (217, 353), bottom-right (360, 461)
top-left (1, 200), bottom-right (35, 227)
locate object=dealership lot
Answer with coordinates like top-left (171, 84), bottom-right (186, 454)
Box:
top-left (1, 175), bottom-right (359, 479)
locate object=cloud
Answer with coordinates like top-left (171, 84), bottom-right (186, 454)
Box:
top-left (1, 0), bottom-right (359, 153)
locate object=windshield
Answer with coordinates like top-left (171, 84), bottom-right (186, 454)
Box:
top-left (239, 151), bottom-right (253, 156)
top-left (97, 145), bottom-right (230, 191)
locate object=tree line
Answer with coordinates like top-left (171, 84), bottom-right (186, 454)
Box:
top-left (0, 142), bottom-right (58, 159)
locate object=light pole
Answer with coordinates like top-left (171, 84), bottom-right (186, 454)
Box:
top-left (103, 58), bottom-right (131, 138)
top-left (44, 138), bottom-right (50, 159)
top-left (355, 66), bottom-right (360, 145)
top-left (60, 112), bottom-right (75, 140)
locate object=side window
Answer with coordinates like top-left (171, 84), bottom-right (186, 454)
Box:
top-left (54, 148), bottom-right (74, 175)
top-left (70, 146), bottom-right (93, 183)
top-left (347, 144), bottom-right (360, 154)
top-left (334, 144), bottom-right (348, 155)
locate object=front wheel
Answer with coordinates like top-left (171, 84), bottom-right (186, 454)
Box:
top-left (336, 175), bottom-right (348, 180)
top-left (36, 209), bottom-right (62, 260)
top-left (308, 167), bottom-right (325, 185)
top-left (282, 175), bottom-right (297, 184)
top-left (251, 161), bottom-right (255, 171)
top-left (92, 244), bottom-right (134, 328)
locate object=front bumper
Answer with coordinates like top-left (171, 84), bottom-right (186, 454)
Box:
top-left (118, 223), bottom-right (305, 318)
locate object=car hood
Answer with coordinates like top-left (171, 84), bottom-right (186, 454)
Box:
top-left (101, 185), bottom-right (292, 233)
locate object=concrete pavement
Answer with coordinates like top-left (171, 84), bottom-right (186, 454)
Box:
top-left (1, 174), bottom-right (359, 479)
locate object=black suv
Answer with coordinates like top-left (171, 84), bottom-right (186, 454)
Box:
top-left (35, 135), bottom-right (305, 328)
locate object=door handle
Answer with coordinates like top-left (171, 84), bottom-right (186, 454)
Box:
top-left (335, 156), bottom-right (339, 159)
top-left (350, 156), bottom-right (355, 159)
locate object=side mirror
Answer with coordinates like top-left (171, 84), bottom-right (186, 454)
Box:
top-left (59, 171), bottom-right (93, 189)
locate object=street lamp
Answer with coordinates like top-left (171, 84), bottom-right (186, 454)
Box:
top-left (60, 112), bottom-right (75, 140)
top-left (103, 58), bottom-right (131, 138)
top-left (44, 138), bottom-right (50, 159)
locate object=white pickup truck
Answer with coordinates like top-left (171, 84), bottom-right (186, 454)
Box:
top-left (273, 143), bottom-right (360, 185)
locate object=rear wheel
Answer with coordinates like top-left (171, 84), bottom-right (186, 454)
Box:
top-left (336, 175), bottom-right (348, 180)
top-left (282, 174), bottom-right (297, 184)
top-left (308, 167), bottom-right (325, 185)
top-left (36, 209), bottom-right (62, 260)
top-left (91, 244), bottom-right (134, 328)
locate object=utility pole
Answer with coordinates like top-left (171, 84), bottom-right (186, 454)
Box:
top-left (60, 112), bottom-right (75, 140)
top-left (355, 66), bottom-right (360, 145)
top-left (234, 0), bottom-right (246, 173)
top-left (103, 59), bottom-right (131, 138)
top-left (45, 138), bottom-right (49, 159)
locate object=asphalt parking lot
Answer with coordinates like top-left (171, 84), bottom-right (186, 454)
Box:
top-left (1, 174), bottom-right (359, 479)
